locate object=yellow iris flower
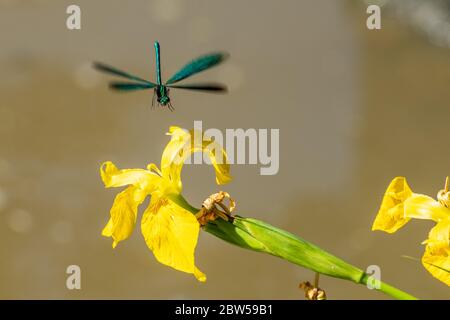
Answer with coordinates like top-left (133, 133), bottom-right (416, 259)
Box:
top-left (100, 126), bottom-right (231, 282)
top-left (372, 177), bottom-right (450, 286)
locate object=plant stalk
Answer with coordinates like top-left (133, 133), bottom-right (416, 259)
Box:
top-left (174, 194), bottom-right (418, 300)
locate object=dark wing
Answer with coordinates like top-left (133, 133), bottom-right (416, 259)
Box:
top-left (167, 83), bottom-right (227, 93)
top-left (109, 81), bottom-right (156, 91)
top-left (165, 52), bottom-right (229, 85)
top-left (93, 62), bottom-right (156, 86)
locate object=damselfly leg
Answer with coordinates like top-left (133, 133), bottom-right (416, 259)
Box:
top-left (167, 101), bottom-right (174, 112)
top-left (151, 90), bottom-right (156, 109)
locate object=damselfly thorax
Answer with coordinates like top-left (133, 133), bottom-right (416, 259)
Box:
top-left (153, 85), bottom-right (172, 110)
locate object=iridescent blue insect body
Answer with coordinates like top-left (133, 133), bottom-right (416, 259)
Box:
top-left (94, 41), bottom-right (228, 111)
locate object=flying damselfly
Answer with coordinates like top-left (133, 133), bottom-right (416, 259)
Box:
top-left (94, 41), bottom-right (228, 111)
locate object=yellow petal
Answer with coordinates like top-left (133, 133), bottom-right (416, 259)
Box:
top-left (372, 177), bottom-right (413, 233)
top-left (404, 195), bottom-right (449, 222)
top-left (202, 138), bottom-right (232, 185)
top-left (421, 219), bottom-right (450, 286)
top-left (422, 249), bottom-right (450, 286)
top-left (141, 196), bottom-right (206, 282)
top-left (160, 126), bottom-right (231, 190)
top-left (102, 186), bottom-right (147, 248)
top-left (422, 253), bottom-right (450, 286)
top-left (100, 161), bottom-right (160, 191)
top-left (424, 219), bottom-right (450, 247)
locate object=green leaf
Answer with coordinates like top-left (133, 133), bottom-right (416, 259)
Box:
top-left (205, 216), bottom-right (364, 283)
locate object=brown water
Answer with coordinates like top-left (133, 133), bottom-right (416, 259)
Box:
top-left (0, 0), bottom-right (448, 299)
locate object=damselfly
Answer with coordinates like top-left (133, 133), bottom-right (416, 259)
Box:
top-left (94, 41), bottom-right (228, 111)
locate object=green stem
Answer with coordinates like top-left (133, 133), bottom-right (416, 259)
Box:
top-left (168, 193), bottom-right (199, 214)
top-left (175, 194), bottom-right (417, 300)
top-left (360, 274), bottom-right (418, 300)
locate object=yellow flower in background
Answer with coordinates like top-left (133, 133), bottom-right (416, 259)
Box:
top-left (100, 126), bottom-right (231, 282)
top-left (372, 177), bottom-right (450, 286)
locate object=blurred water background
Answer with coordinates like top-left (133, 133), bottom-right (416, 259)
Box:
top-left (0, 0), bottom-right (449, 299)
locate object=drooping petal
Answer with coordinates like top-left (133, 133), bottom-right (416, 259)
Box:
top-left (422, 248), bottom-right (450, 286)
top-left (423, 219), bottom-right (450, 247)
top-left (141, 196), bottom-right (206, 282)
top-left (372, 177), bottom-right (413, 233)
top-left (202, 138), bottom-right (232, 185)
top-left (160, 126), bottom-right (231, 191)
top-left (404, 195), bottom-right (450, 222)
top-left (102, 186), bottom-right (148, 248)
top-left (421, 219), bottom-right (450, 286)
top-left (100, 161), bottom-right (161, 191)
